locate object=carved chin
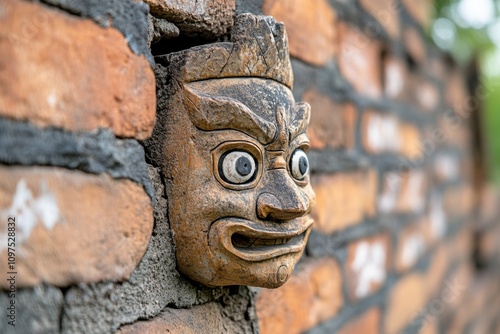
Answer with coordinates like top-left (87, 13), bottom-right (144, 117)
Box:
top-left (209, 217), bottom-right (313, 262)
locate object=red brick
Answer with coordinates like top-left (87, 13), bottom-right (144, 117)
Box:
top-left (404, 27), bottom-right (427, 63)
top-left (362, 110), bottom-right (422, 157)
top-left (338, 23), bottom-right (383, 98)
top-left (402, 0), bottom-right (433, 28)
top-left (395, 219), bottom-right (429, 272)
top-left (256, 257), bottom-right (343, 334)
top-left (263, 0), bottom-right (337, 66)
top-left (443, 183), bottom-right (475, 219)
top-left (359, 0), bottom-right (400, 38)
top-left (425, 245), bottom-right (449, 297)
top-left (0, 166), bottom-right (153, 287)
top-left (412, 76), bottom-right (440, 112)
top-left (311, 170), bottom-right (378, 234)
top-left (303, 90), bottom-right (356, 150)
top-left (384, 55), bottom-right (408, 99)
top-left (337, 308), bottom-right (381, 334)
top-left (118, 301), bottom-right (245, 333)
top-left (0, 0), bottom-right (156, 140)
top-left (385, 274), bottom-right (427, 334)
top-left (379, 170), bottom-right (427, 215)
top-left (346, 234), bottom-right (391, 300)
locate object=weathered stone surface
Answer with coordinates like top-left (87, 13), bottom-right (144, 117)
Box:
top-left (0, 119), bottom-right (154, 201)
top-left (0, 166), bottom-right (153, 287)
top-left (0, 0), bottom-right (156, 140)
top-left (118, 288), bottom-right (256, 333)
top-left (256, 257), bottom-right (343, 334)
top-left (144, 0), bottom-right (235, 37)
top-left (148, 14), bottom-right (180, 44)
top-left (0, 285), bottom-right (63, 334)
top-left (262, 0), bottom-right (337, 66)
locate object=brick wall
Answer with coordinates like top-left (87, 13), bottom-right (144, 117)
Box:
top-left (0, 0), bottom-right (499, 333)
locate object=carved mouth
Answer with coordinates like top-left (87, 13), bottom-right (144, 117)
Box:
top-left (209, 217), bottom-right (313, 262)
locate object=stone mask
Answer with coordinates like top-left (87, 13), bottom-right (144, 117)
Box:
top-left (149, 14), bottom-right (315, 288)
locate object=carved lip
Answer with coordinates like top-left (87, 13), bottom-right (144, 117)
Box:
top-left (209, 217), bottom-right (313, 262)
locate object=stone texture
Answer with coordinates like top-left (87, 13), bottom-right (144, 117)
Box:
top-left (338, 23), bottom-right (383, 98)
top-left (144, 0), bottom-right (235, 37)
top-left (337, 308), bottom-right (381, 334)
top-left (0, 166), bottom-right (153, 287)
top-left (263, 0), bottom-right (337, 67)
top-left (117, 289), bottom-right (256, 333)
top-left (385, 274), bottom-right (427, 334)
top-left (256, 257), bottom-right (343, 334)
top-left (304, 90), bottom-right (356, 150)
top-left (359, 0), bottom-right (400, 38)
top-left (346, 234), bottom-right (391, 300)
top-left (0, 0), bottom-right (156, 140)
top-left (311, 170), bottom-right (378, 234)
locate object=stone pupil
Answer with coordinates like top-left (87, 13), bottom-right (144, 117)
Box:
top-left (298, 156), bottom-right (308, 175)
top-left (235, 156), bottom-right (252, 176)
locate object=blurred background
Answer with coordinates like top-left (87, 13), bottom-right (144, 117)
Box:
top-left (432, 0), bottom-right (500, 183)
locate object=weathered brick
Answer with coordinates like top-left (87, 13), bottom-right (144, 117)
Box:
top-left (143, 0), bottom-right (235, 37)
top-left (346, 234), bottom-right (391, 300)
top-left (443, 183), bottom-right (475, 219)
top-left (404, 27), bottom-right (427, 63)
top-left (338, 308), bottom-right (381, 334)
top-left (338, 23), bottom-right (383, 98)
top-left (0, 166), bottom-right (153, 287)
top-left (402, 0), bottom-right (433, 28)
top-left (425, 245), bottom-right (449, 297)
top-left (385, 274), bottom-right (427, 334)
top-left (362, 110), bottom-right (422, 157)
top-left (0, 0), bottom-right (156, 140)
top-left (394, 219), bottom-right (428, 272)
top-left (311, 170), bottom-right (378, 234)
top-left (256, 257), bottom-right (343, 334)
top-left (359, 0), bottom-right (400, 38)
top-left (384, 55), bottom-right (408, 99)
top-left (379, 170), bottom-right (427, 214)
top-left (433, 153), bottom-right (460, 182)
top-left (303, 90), bottom-right (356, 150)
top-left (262, 0), bottom-right (337, 66)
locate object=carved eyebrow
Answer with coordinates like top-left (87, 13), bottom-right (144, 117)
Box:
top-left (183, 83), bottom-right (277, 144)
top-left (288, 102), bottom-right (311, 140)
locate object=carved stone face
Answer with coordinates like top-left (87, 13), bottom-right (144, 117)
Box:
top-left (162, 77), bottom-right (315, 288)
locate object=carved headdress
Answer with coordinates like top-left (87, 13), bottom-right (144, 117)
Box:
top-left (161, 14), bottom-right (294, 89)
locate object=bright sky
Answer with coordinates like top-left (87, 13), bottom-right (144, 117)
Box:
top-left (456, 0), bottom-right (495, 28)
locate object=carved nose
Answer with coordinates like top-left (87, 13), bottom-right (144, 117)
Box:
top-left (256, 191), bottom-right (309, 221)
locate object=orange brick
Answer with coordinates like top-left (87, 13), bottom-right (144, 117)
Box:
top-left (0, 166), bottom-right (153, 287)
top-left (256, 257), bottom-right (343, 334)
top-left (337, 308), bottom-right (381, 334)
top-left (402, 0), bottom-right (433, 28)
top-left (362, 110), bottom-right (422, 157)
top-left (0, 0), bottom-right (156, 140)
top-left (383, 55), bottom-right (408, 99)
top-left (379, 170), bottom-right (427, 214)
top-left (426, 245), bottom-right (449, 297)
top-left (311, 170), bottom-right (378, 234)
top-left (404, 27), bottom-right (427, 63)
top-left (385, 274), bottom-right (427, 334)
top-left (443, 184), bottom-right (475, 219)
top-left (338, 23), bottom-right (383, 98)
top-left (359, 0), bottom-right (400, 38)
top-left (394, 219), bottom-right (429, 272)
top-left (303, 90), bottom-right (357, 150)
top-left (346, 234), bottom-right (391, 300)
top-left (262, 0), bottom-right (337, 66)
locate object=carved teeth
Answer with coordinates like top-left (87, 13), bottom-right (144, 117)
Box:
top-left (232, 235), bottom-right (294, 249)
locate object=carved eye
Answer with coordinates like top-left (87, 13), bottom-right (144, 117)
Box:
top-left (290, 149), bottom-right (309, 180)
top-left (219, 151), bottom-right (257, 184)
